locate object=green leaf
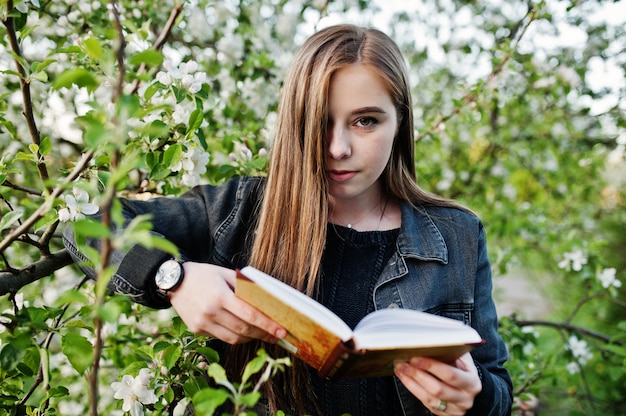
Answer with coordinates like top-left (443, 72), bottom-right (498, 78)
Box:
top-left (52, 68), bottom-right (99, 92)
top-left (31, 59), bottom-right (56, 73)
top-left (72, 219), bottom-right (110, 239)
top-left (52, 288), bottom-right (90, 307)
top-left (241, 354), bottom-right (267, 384)
top-left (46, 386), bottom-right (70, 399)
top-left (183, 375), bottom-right (210, 398)
top-left (186, 109), bottom-right (204, 135)
top-left (151, 236), bottom-right (179, 256)
top-left (163, 385), bottom-right (175, 403)
top-left (0, 344), bottom-right (24, 371)
top-left (17, 362), bottom-right (35, 377)
top-left (24, 306), bottom-right (51, 325)
top-left (240, 391), bottom-right (261, 407)
top-left (146, 119), bottom-right (169, 138)
top-left (0, 209), bottom-right (22, 231)
top-left (98, 302), bottom-right (123, 323)
top-left (192, 388), bottom-right (230, 415)
top-left (162, 344), bottom-right (182, 370)
top-left (39, 137), bottom-right (52, 156)
top-left (150, 163), bottom-right (172, 181)
top-left (163, 143), bottom-right (183, 167)
top-left (31, 71), bottom-right (48, 82)
top-left (117, 94), bottom-right (141, 119)
top-left (15, 151), bottom-right (35, 161)
top-left (207, 363), bottom-right (228, 385)
top-left (196, 347), bottom-right (220, 364)
top-left (83, 123), bottom-right (110, 148)
top-left (61, 333), bottom-right (94, 375)
top-left (83, 37), bottom-right (104, 61)
top-left (129, 49), bottom-right (164, 66)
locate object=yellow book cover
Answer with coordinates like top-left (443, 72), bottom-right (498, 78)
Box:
top-left (235, 266), bottom-right (484, 380)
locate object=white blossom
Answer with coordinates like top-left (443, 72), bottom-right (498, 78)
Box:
top-left (566, 361), bottom-right (580, 375)
top-left (557, 248), bottom-right (588, 272)
top-left (173, 398), bottom-right (189, 416)
top-left (155, 59), bottom-right (207, 94)
top-left (598, 268), bottom-right (622, 289)
top-left (155, 71), bottom-right (173, 87)
top-left (171, 103), bottom-right (193, 125)
top-left (111, 368), bottom-right (158, 416)
top-left (0, 294), bottom-right (29, 334)
top-left (181, 72), bottom-right (207, 94)
top-left (58, 187), bottom-right (99, 222)
top-left (171, 146), bottom-right (210, 187)
top-left (14, 0), bottom-right (40, 14)
top-left (568, 335), bottom-right (593, 365)
top-left (216, 33), bottom-right (245, 64)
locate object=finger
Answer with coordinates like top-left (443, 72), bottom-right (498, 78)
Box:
top-left (409, 357), bottom-right (478, 393)
top-left (222, 295), bottom-right (287, 340)
top-left (395, 363), bottom-right (462, 415)
top-left (396, 361), bottom-right (458, 400)
top-left (214, 303), bottom-right (284, 343)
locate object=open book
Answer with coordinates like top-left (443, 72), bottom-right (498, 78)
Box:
top-left (235, 266), bottom-right (484, 380)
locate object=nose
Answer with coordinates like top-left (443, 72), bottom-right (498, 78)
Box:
top-left (327, 124), bottom-right (351, 160)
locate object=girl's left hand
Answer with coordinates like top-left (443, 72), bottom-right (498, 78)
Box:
top-left (394, 352), bottom-right (482, 415)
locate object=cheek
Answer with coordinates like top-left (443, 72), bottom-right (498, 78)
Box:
top-left (370, 140), bottom-right (395, 172)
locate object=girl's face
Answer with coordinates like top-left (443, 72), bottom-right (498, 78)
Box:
top-left (325, 63), bottom-right (398, 205)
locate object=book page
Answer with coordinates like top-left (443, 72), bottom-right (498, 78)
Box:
top-left (352, 308), bottom-right (483, 350)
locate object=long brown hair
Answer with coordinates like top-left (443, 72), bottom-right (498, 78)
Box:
top-left (231, 24), bottom-right (466, 414)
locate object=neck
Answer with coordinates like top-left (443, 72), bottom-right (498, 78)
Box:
top-left (329, 196), bottom-right (390, 231)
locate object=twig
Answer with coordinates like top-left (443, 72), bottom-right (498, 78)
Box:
top-left (129, 4), bottom-right (184, 95)
top-left (17, 275), bottom-right (90, 408)
top-left (1, 180), bottom-right (43, 196)
top-left (513, 318), bottom-right (621, 345)
top-left (109, 0), bottom-right (125, 102)
top-left (0, 150), bottom-right (94, 252)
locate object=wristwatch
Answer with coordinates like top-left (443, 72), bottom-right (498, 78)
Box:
top-left (155, 258), bottom-right (185, 296)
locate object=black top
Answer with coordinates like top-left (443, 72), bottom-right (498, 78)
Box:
top-left (307, 225), bottom-right (401, 416)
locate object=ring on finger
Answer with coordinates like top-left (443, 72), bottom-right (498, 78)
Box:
top-left (435, 399), bottom-right (447, 412)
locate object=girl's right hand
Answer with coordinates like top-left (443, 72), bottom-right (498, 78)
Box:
top-left (167, 262), bottom-right (287, 344)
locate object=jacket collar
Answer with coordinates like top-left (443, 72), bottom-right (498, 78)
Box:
top-left (397, 201), bottom-right (448, 264)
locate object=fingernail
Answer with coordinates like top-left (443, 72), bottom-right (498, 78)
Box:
top-left (275, 328), bottom-right (287, 338)
top-left (410, 357), bottom-right (423, 367)
top-left (395, 362), bottom-right (409, 375)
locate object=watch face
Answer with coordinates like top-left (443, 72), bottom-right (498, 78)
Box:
top-left (155, 259), bottom-right (183, 291)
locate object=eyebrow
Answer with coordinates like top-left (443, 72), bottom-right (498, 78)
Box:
top-left (351, 106), bottom-right (387, 116)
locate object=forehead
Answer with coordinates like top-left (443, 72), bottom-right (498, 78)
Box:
top-left (328, 64), bottom-right (394, 111)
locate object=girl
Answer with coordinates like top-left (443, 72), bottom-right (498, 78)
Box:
top-left (65, 24), bottom-right (512, 415)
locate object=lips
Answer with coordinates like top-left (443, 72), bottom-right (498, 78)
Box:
top-left (327, 169), bottom-right (357, 182)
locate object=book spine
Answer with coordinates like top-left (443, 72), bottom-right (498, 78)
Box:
top-left (318, 342), bottom-right (358, 380)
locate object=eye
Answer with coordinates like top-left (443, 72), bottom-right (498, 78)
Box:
top-left (354, 116), bottom-right (377, 128)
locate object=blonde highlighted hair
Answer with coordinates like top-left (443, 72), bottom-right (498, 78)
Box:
top-left (251, 24), bottom-right (460, 293)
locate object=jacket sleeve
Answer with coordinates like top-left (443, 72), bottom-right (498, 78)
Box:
top-left (62, 176), bottom-right (262, 309)
top-left (466, 221), bottom-right (513, 416)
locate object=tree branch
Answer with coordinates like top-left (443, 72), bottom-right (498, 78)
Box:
top-left (513, 318), bottom-right (621, 345)
top-left (0, 249), bottom-right (74, 296)
top-left (2, 1), bottom-right (50, 191)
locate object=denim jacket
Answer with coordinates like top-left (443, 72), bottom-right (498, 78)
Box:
top-left (63, 176), bottom-right (512, 416)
